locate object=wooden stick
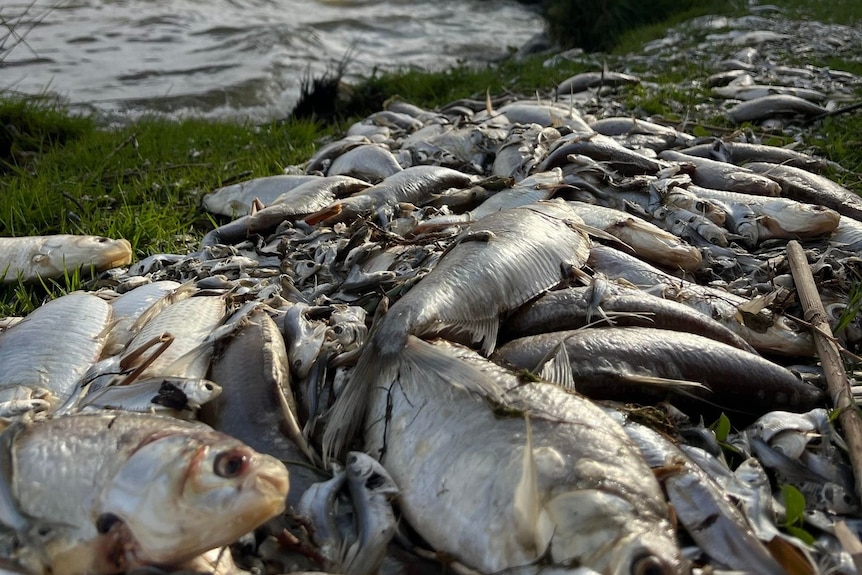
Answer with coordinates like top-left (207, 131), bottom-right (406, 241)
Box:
top-left (786, 240), bottom-right (862, 502)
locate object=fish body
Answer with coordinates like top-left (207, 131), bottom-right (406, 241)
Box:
top-left (726, 94), bottom-right (827, 123)
top-left (493, 327), bottom-right (822, 413)
top-left (363, 339), bottom-right (682, 574)
top-left (503, 281), bottom-right (757, 353)
top-left (4, 412), bottom-right (288, 575)
top-left (587, 245), bottom-right (815, 356)
top-left (323, 200), bottom-right (592, 457)
top-left (201, 175), bottom-right (321, 216)
top-left (0, 292), bottom-right (113, 406)
top-left (746, 162), bottom-right (862, 223)
top-left (0, 235), bottom-right (132, 284)
top-left (569, 201), bottom-right (702, 270)
top-left (658, 150), bottom-right (781, 196)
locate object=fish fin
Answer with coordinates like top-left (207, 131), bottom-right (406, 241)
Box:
top-left (513, 414), bottom-right (544, 555)
top-left (429, 316), bottom-right (500, 356)
top-left (537, 343), bottom-right (576, 391)
top-left (401, 336), bottom-right (504, 402)
top-left (486, 88), bottom-right (493, 116)
top-left (322, 342), bottom-right (389, 464)
top-left (620, 374), bottom-right (711, 392)
top-left (305, 203), bottom-right (343, 226)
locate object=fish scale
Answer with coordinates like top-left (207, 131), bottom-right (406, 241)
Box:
top-left (0, 292), bottom-right (112, 406)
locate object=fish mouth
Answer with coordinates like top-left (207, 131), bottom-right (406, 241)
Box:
top-left (101, 239), bottom-right (134, 269)
top-left (252, 455), bottom-right (290, 506)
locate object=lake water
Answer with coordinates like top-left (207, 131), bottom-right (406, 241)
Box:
top-left (1, 0), bottom-right (545, 121)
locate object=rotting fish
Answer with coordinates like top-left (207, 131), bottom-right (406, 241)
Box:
top-left (77, 376), bottom-right (221, 415)
top-left (539, 133), bottom-right (668, 175)
top-left (326, 144), bottom-right (403, 183)
top-left (493, 327), bottom-right (822, 413)
top-left (684, 184), bottom-right (841, 243)
top-left (322, 200), bottom-right (592, 458)
top-left (553, 71), bottom-right (640, 96)
top-left (617, 417), bottom-right (791, 575)
top-left (726, 94), bottom-right (828, 123)
top-left (0, 292), bottom-right (113, 409)
top-left (341, 452), bottom-right (399, 575)
top-left (362, 338), bottom-right (683, 574)
top-left (680, 141), bottom-right (833, 173)
top-left (200, 307), bottom-right (323, 508)
top-left (587, 245), bottom-right (815, 356)
top-left (569, 201), bottom-right (702, 271)
top-left (201, 175), bottom-right (321, 217)
top-left (1, 412), bottom-right (289, 575)
top-left (502, 279), bottom-right (758, 353)
top-left (0, 235), bottom-right (132, 284)
top-left (305, 166), bottom-right (478, 226)
top-left (746, 161), bottom-right (862, 223)
top-left (658, 150), bottom-right (781, 196)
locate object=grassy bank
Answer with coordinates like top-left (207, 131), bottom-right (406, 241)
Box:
top-left (1, 0), bottom-right (861, 315)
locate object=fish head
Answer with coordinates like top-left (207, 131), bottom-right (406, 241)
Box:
top-left (40, 236), bottom-right (133, 274)
top-left (543, 490), bottom-right (684, 575)
top-left (345, 451), bottom-right (399, 498)
top-left (96, 429), bottom-right (288, 565)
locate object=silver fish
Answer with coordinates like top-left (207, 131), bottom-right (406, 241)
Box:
top-left (3, 412), bottom-right (288, 574)
top-left (323, 200), bottom-right (592, 458)
top-left (0, 235), bottom-right (132, 284)
top-left (363, 339), bottom-right (682, 574)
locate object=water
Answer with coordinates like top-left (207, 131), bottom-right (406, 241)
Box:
top-left (0, 0), bottom-right (544, 122)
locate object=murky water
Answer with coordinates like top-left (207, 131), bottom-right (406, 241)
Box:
top-left (1, 0), bottom-right (544, 121)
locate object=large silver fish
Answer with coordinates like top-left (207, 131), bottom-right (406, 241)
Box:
top-left (0, 235), bottom-right (132, 284)
top-left (1, 412), bottom-right (288, 575)
top-left (363, 339), bottom-right (683, 574)
top-left (322, 200), bottom-right (592, 458)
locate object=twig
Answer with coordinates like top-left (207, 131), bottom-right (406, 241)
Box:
top-left (805, 101), bottom-right (862, 125)
top-left (786, 240), bottom-right (862, 502)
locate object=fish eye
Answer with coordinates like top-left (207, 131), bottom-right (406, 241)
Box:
top-left (204, 383), bottom-right (214, 391)
top-left (214, 449), bottom-right (250, 478)
top-left (631, 553), bottom-right (671, 575)
top-left (96, 237), bottom-right (109, 243)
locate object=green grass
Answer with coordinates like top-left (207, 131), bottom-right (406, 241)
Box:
top-left (2, 0), bottom-right (862, 316)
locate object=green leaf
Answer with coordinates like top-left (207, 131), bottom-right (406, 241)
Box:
top-left (710, 413), bottom-right (731, 442)
top-left (785, 525), bottom-right (816, 546)
top-left (781, 484), bottom-right (807, 528)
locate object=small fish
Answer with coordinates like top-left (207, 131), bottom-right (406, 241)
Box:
top-left (341, 452), bottom-right (399, 575)
top-left (0, 235), bottom-right (132, 284)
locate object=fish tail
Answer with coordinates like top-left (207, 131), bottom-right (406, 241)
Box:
top-left (321, 341), bottom-right (388, 464)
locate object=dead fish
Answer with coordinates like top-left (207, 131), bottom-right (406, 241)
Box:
top-left (200, 307), bottom-right (323, 508)
top-left (200, 175), bottom-right (373, 247)
top-left (363, 338), bottom-right (682, 574)
top-left (341, 452), bottom-right (399, 575)
top-left (306, 135), bottom-right (372, 174)
top-left (680, 141), bottom-right (832, 173)
top-left (589, 117), bottom-right (695, 147)
top-left (305, 166), bottom-right (477, 226)
top-left (658, 150), bottom-right (781, 196)
top-left (502, 280), bottom-right (758, 353)
top-left (568, 201), bottom-right (702, 271)
top-left (0, 292), bottom-right (113, 408)
top-left (0, 235), bottom-right (132, 284)
top-left (322, 200), bottom-right (592, 459)
top-left (619, 419), bottom-right (789, 575)
top-left (201, 175), bottom-right (321, 217)
top-left (326, 144), bottom-right (403, 183)
top-left (684, 185), bottom-right (841, 242)
top-left (2, 412), bottom-right (288, 574)
top-left (77, 376), bottom-right (221, 414)
top-left (539, 133), bottom-right (668, 175)
top-left (493, 327), bottom-right (822, 413)
top-left (745, 162), bottom-right (862, 223)
top-left (554, 71), bottom-right (640, 95)
top-left (726, 95), bottom-right (828, 123)
top-left (587, 245), bottom-right (815, 356)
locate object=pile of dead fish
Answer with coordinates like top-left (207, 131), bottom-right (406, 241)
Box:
top-left (4, 11), bottom-right (862, 575)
